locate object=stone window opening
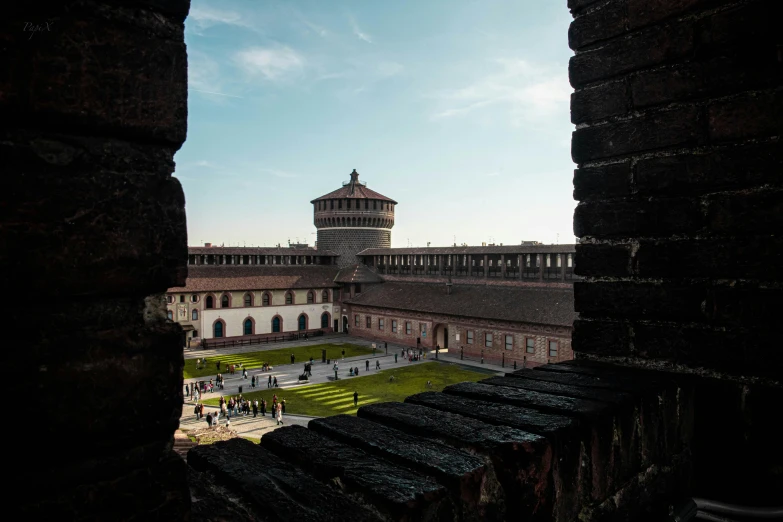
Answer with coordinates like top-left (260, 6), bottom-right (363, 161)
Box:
top-left (405, 322), bottom-right (412, 335)
top-left (373, 200), bottom-right (377, 209)
top-left (243, 318), bottom-right (254, 336)
top-left (307, 291), bottom-right (314, 304)
top-left (392, 320), bottom-right (398, 333)
top-left (298, 314), bottom-right (308, 331)
top-left (338, 200), bottom-right (342, 209)
top-left (244, 293), bottom-right (253, 307)
top-left (526, 337), bottom-right (535, 354)
top-left (190, 295), bottom-right (199, 303)
top-left (322, 290), bottom-right (329, 302)
top-left (567, 254), bottom-right (573, 268)
top-left (485, 333), bottom-right (493, 348)
top-left (166, 295), bottom-right (174, 304)
top-left (467, 330), bottom-right (474, 344)
top-left (221, 294), bottom-right (230, 308)
top-left (347, 199), bottom-right (351, 209)
top-left (262, 292), bottom-right (271, 306)
top-left (213, 320), bottom-right (225, 338)
top-left (379, 318), bottom-right (384, 330)
top-left (365, 200), bottom-right (369, 209)
top-left (355, 315), bottom-right (360, 327)
top-left (505, 335), bottom-right (513, 350)
top-left (366, 316), bottom-right (371, 328)
top-left (179, 295), bottom-right (185, 303)
top-left (192, 309), bottom-right (198, 321)
top-left (321, 312), bottom-right (330, 328)
top-left (557, 255), bottom-right (562, 268)
top-left (285, 292), bottom-right (294, 305)
top-left (549, 340), bottom-right (558, 358)
top-left (206, 296), bottom-right (214, 309)
top-left (272, 316), bottom-right (282, 333)
top-left (330, 200), bottom-right (334, 210)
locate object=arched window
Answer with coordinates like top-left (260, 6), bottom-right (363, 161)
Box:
top-left (322, 290), bottom-right (329, 302)
top-left (192, 309), bottom-right (198, 321)
top-left (221, 294), bottom-right (229, 308)
top-left (285, 292), bottom-right (293, 305)
top-left (244, 293), bottom-right (252, 307)
top-left (206, 295), bottom-right (214, 309)
top-left (262, 292), bottom-right (270, 306)
top-left (307, 291), bottom-right (314, 304)
top-left (298, 314), bottom-right (307, 331)
top-left (190, 295), bottom-right (199, 303)
top-left (272, 316), bottom-right (281, 333)
top-left (166, 310), bottom-right (173, 320)
top-left (214, 321), bottom-right (223, 338)
top-left (244, 318), bottom-right (253, 335)
top-left (321, 312), bottom-right (329, 328)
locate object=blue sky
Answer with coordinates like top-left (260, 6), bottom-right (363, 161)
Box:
top-left (175, 0), bottom-right (576, 248)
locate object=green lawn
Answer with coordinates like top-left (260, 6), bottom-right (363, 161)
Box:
top-left (201, 362), bottom-right (495, 417)
top-left (184, 343), bottom-right (373, 379)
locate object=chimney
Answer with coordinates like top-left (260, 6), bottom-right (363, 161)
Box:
top-left (204, 242), bottom-right (212, 248)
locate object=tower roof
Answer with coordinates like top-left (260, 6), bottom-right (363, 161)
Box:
top-left (310, 169), bottom-right (397, 204)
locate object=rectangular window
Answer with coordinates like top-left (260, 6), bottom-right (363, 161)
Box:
top-left (466, 330), bottom-right (474, 344)
top-left (405, 322), bottom-right (411, 335)
top-left (549, 340), bottom-right (558, 357)
top-left (355, 283), bottom-right (361, 294)
top-left (567, 254), bottom-right (573, 268)
top-left (330, 200), bottom-right (334, 209)
top-left (366, 316), bottom-right (371, 328)
top-left (392, 320), bottom-right (398, 333)
top-left (347, 199), bottom-right (351, 209)
top-left (505, 335), bottom-right (513, 350)
top-left (379, 318), bottom-right (384, 330)
top-left (485, 333), bottom-right (493, 348)
top-left (355, 315), bottom-right (359, 327)
top-left (365, 200), bottom-right (368, 209)
top-left (526, 337), bottom-right (536, 354)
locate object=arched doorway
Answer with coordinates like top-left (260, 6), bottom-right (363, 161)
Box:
top-left (342, 315), bottom-right (348, 333)
top-left (321, 312), bottom-right (330, 328)
top-left (433, 323), bottom-right (449, 349)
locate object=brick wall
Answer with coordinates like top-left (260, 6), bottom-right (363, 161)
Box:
top-left (347, 305), bottom-right (573, 366)
top-left (3, 2), bottom-right (190, 518)
top-left (569, 0), bottom-right (782, 507)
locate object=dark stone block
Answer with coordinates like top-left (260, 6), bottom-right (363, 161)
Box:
top-left (574, 242), bottom-right (632, 277)
top-left (575, 281), bottom-right (709, 322)
top-left (481, 375), bottom-right (634, 406)
top-left (571, 80), bottom-right (630, 123)
top-left (309, 415), bottom-right (495, 520)
top-left (628, 0), bottom-right (710, 29)
top-left (574, 197), bottom-right (705, 237)
top-left (262, 425), bottom-right (453, 521)
top-left (573, 161), bottom-right (632, 201)
top-left (357, 402), bottom-right (554, 521)
top-left (706, 188), bottom-right (783, 235)
top-left (569, 20), bottom-right (693, 87)
top-left (405, 392), bottom-right (581, 522)
top-left (572, 106), bottom-right (704, 163)
top-left (708, 90), bottom-right (783, 142)
top-left (188, 438), bottom-right (381, 521)
top-left (568, 2), bottom-right (628, 50)
top-left (572, 318), bottom-right (632, 356)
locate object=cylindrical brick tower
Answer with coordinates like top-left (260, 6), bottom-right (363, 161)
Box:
top-left (311, 169), bottom-right (396, 267)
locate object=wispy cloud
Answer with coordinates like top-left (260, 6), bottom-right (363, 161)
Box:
top-left (349, 15), bottom-right (372, 43)
top-left (188, 5), bottom-right (254, 32)
top-left (188, 50), bottom-right (245, 101)
top-left (430, 59), bottom-right (571, 125)
top-left (191, 89), bottom-right (244, 99)
top-left (377, 61), bottom-right (403, 77)
top-left (302, 19), bottom-right (328, 37)
top-left (234, 46), bottom-right (305, 81)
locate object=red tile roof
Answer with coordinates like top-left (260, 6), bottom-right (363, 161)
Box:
top-left (310, 171), bottom-right (397, 203)
top-left (344, 282), bottom-right (576, 327)
top-left (167, 266), bottom-right (341, 293)
top-left (357, 245), bottom-right (576, 255)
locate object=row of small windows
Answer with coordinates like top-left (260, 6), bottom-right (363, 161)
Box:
top-left (212, 312), bottom-right (331, 338)
top-left (465, 330), bottom-right (559, 356)
top-left (168, 290), bottom-right (331, 309)
top-left (316, 199), bottom-right (393, 211)
top-left (354, 315), bottom-right (417, 336)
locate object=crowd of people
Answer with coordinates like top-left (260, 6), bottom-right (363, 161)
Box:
top-left (193, 393), bottom-right (287, 428)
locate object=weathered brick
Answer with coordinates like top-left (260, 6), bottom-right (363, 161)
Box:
top-left (635, 236), bottom-right (783, 279)
top-left (569, 20), bottom-right (693, 87)
top-left (574, 242), bottom-right (632, 277)
top-left (568, 0), bottom-right (605, 13)
top-left (706, 187), bottom-right (783, 234)
top-left (635, 142), bottom-right (783, 197)
top-left (261, 425), bottom-right (452, 521)
top-left (574, 281), bottom-right (709, 322)
top-left (480, 375), bottom-right (634, 406)
top-left (697, 0), bottom-right (776, 50)
top-left (572, 106), bottom-right (705, 163)
top-left (568, 1), bottom-right (628, 50)
top-left (188, 439), bottom-right (381, 521)
top-left (309, 415), bottom-right (495, 519)
top-left (708, 90), bottom-right (783, 142)
top-left (357, 402), bottom-right (554, 521)
top-left (571, 80), bottom-right (630, 123)
top-left (573, 161), bottom-right (632, 201)
top-left (572, 318), bottom-right (632, 356)
top-left (628, 0), bottom-right (709, 29)
top-left (712, 285), bottom-right (781, 328)
top-left (0, 2), bottom-right (188, 145)
top-left (574, 197), bottom-right (705, 237)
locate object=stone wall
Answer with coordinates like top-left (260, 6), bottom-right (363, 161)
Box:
top-left (317, 228), bottom-right (392, 267)
top-left (569, 0), bottom-right (781, 506)
top-left (3, 1), bottom-right (191, 518)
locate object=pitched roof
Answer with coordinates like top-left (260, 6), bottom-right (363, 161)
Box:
top-left (167, 266), bottom-right (341, 293)
top-left (357, 245), bottom-right (576, 256)
top-left (188, 247), bottom-right (338, 256)
top-left (310, 170), bottom-right (397, 204)
top-left (344, 282), bottom-right (576, 327)
top-left (334, 264), bottom-right (384, 284)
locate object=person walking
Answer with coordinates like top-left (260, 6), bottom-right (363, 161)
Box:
top-left (353, 391), bottom-right (358, 407)
top-left (268, 375), bottom-right (272, 388)
top-left (341, 349), bottom-right (345, 360)
top-left (290, 353), bottom-right (295, 364)
top-left (261, 399), bottom-right (266, 417)
top-left (194, 403), bottom-right (200, 420)
top-left (273, 376), bottom-right (278, 387)
top-left (281, 399), bottom-right (286, 415)
top-left (276, 402), bottom-right (283, 425)
top-left (205, 412), bottom-right (213, 428)
top-left (251, 375), bottom-right (255, 388)
top-left (376, 360), bottom-right (381, 370)
top-left (199, 403), bottom-right (204, 419)
top-left (366, 360), bottom-right (369, 372)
